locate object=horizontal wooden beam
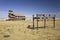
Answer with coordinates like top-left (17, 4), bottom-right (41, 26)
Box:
top-left (36, 14), bottom-right (44, 16)
top-left (33, 17), bottom-right (40, 19)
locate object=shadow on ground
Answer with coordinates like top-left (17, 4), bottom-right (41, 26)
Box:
top-left (27, 25), bottom-right (48, 29)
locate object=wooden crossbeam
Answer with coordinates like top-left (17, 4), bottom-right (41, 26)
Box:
top-left (33, 17), bottom-right (40, 19)
top-left (36, 14), bottom-right (44, 16)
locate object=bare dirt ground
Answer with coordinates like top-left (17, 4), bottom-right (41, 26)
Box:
top-left (0, 19), bottom-right (60, 40)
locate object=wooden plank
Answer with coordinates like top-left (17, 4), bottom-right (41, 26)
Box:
top-left (36, 15), bottom-right (38, 30)
top-left (36, 14), bottom-right (44, 16)
top-left (53, 15), bottom-right (55, 28)
top-left (33, 17), bottom-right (40, 19)
top-left (44, 15), bottom-right (46, 28)
top-left (32, 15), bottom-right (34, 29)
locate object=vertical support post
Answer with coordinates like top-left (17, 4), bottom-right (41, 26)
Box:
top-left (36, 14), bottom-right (38, 30)
top-left (53, 15), bottom-right (55, 28)
top-left (32, 15), bottom-right (34, 29)
top-left (44, 14), bottom-right (46, 28)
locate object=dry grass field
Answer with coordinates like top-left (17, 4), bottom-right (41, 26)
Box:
top-left (0, 19), bottom-right (60, 40)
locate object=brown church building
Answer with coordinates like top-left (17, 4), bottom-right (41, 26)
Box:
top-left (8, 10), bottom-right (26, 20)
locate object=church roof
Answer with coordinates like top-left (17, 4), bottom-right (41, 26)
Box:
top-left (14, 13), bottom-right (25, 16)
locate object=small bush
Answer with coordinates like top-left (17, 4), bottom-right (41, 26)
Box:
top-left (3, 35), bottom-right (10, 38)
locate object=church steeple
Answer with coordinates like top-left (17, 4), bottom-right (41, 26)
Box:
top-left (8, 10), bottom-right (13, 14)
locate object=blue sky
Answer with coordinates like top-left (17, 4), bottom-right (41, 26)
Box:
top-left (0, 0), bottom-right (60, 18)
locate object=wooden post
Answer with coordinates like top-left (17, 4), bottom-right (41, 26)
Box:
top-left (36, 14), bottom-right (38, 30)
top-left (32, 15), bottom-right (34, 29)
top-left (53, 15), bottom-right (55, 28)
top-left (44, 14), bottom-right (46, 28)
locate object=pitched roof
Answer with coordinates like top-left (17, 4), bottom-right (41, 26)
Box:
top-left (13, 13), bottom-right (25, 16)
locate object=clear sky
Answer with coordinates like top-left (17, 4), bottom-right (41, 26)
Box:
top-left (0, 0), bottom-right (60, 18)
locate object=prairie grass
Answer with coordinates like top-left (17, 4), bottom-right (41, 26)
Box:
top-left (0, 19), bottom-right (60, 40)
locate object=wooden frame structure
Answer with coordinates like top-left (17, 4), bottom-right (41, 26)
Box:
top-left (32, 14), bottom-right (56, 30)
